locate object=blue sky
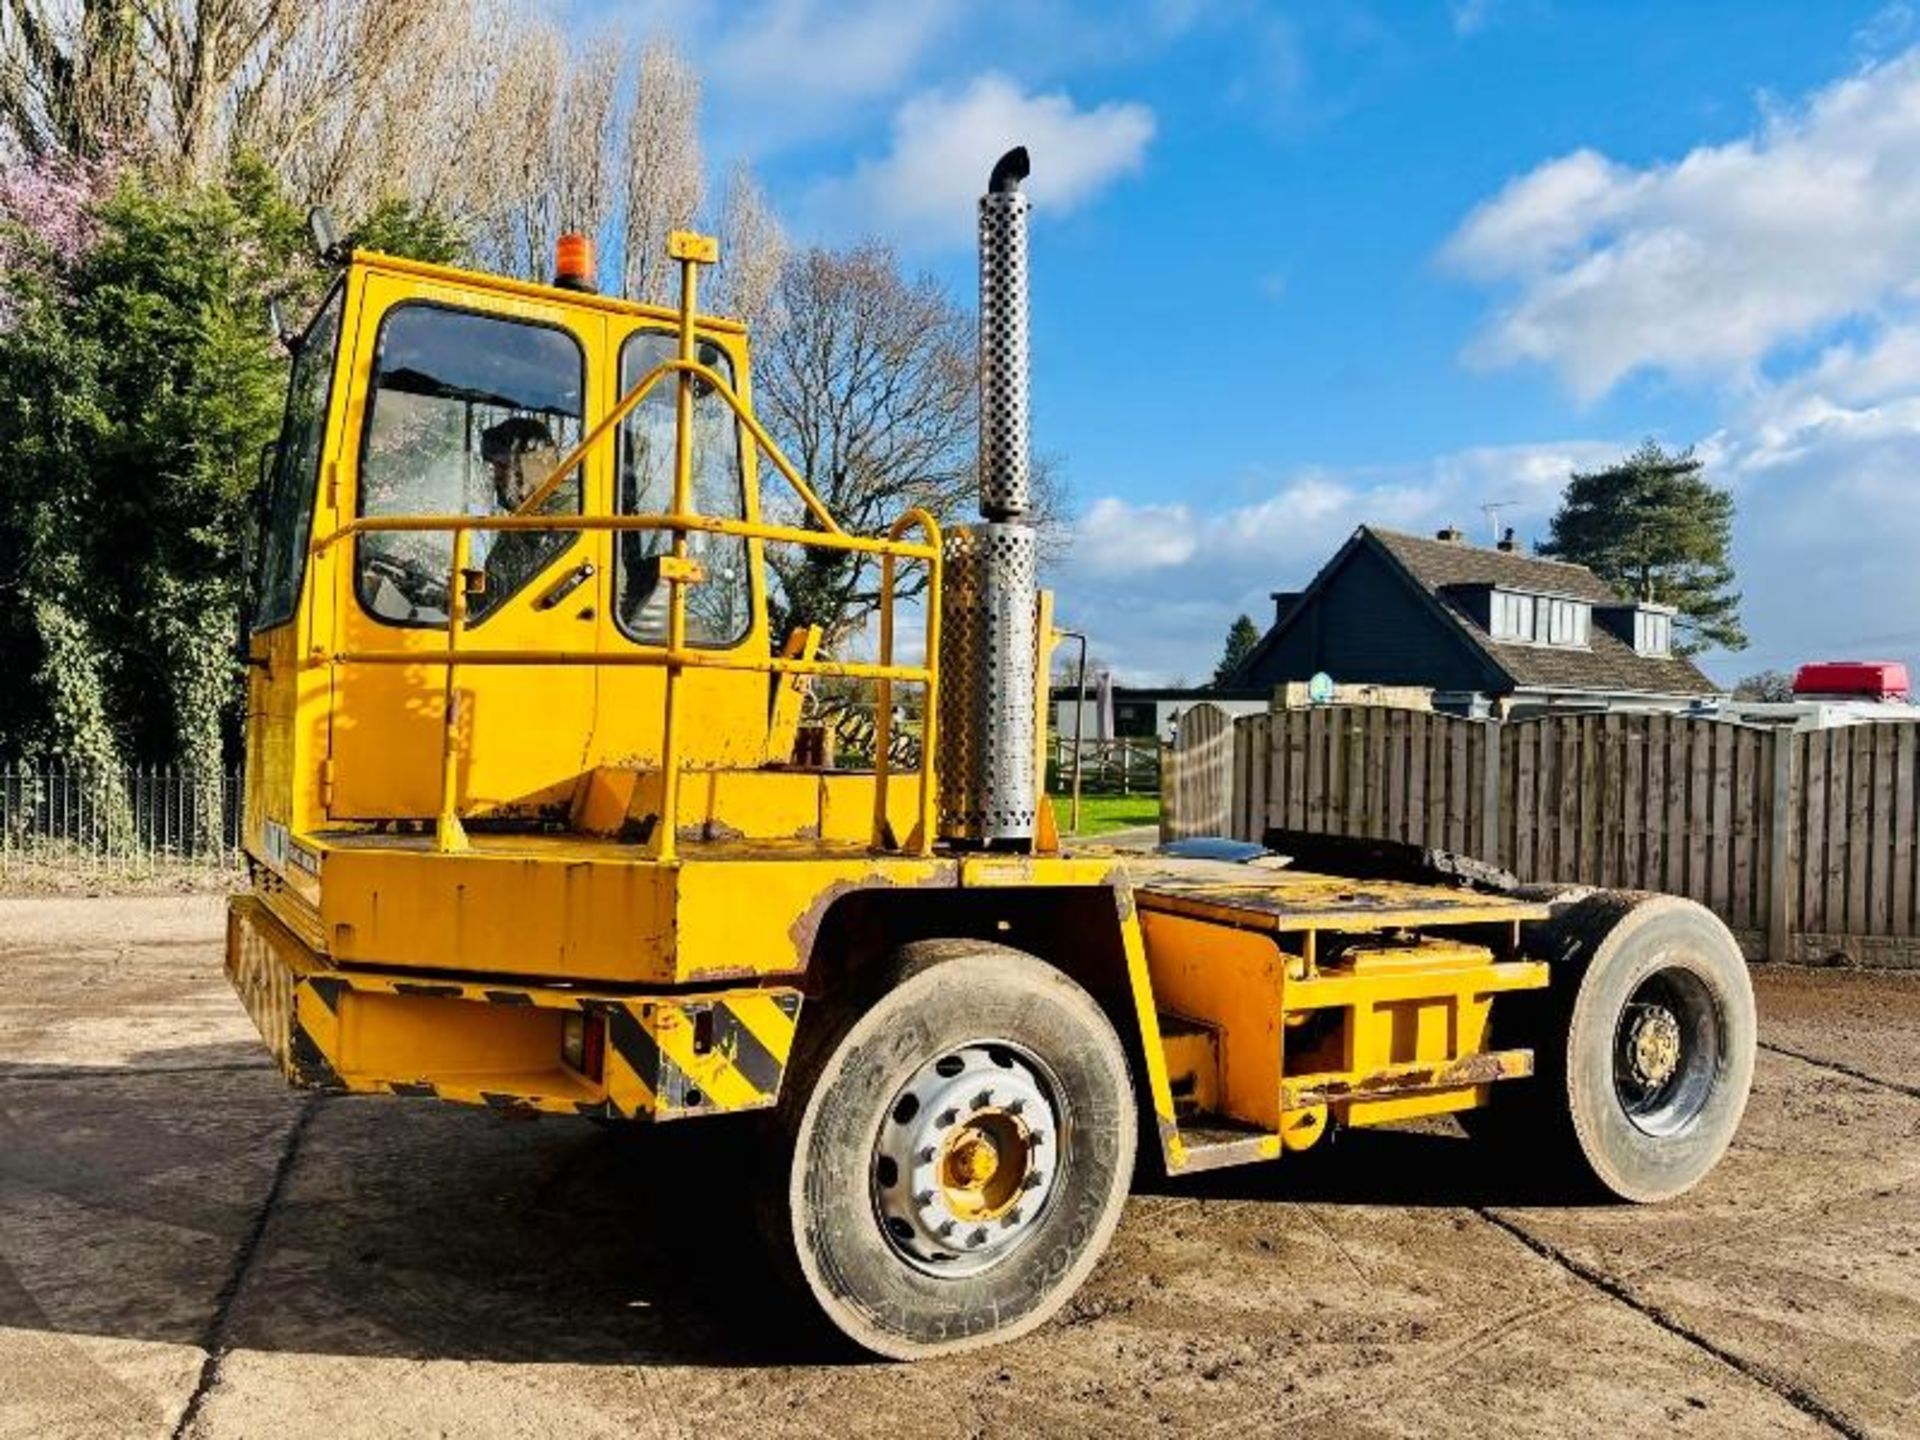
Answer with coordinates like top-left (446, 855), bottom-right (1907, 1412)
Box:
top-left (590, 0), bottom-right (1920, 686)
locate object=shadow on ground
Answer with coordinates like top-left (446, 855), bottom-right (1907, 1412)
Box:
top-left (0, 1045), bottom-right (1600, 1373)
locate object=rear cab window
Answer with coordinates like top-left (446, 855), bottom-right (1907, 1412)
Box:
top-left (615, 332), bottom-right (752, 648)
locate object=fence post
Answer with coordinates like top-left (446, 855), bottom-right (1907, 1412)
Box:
top-left (1768, 731), bottom-right (1796, 964)
top-left (1480, 717), bottom-right (1503, 866)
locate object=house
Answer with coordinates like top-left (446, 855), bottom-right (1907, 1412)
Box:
top-left (1226, 525), bottom-right (1724, 717)
top-left (1052, 685), bottom-right (1267, 742)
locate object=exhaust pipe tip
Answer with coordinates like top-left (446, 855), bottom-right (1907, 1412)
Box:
top-left (988, 146), bottom-right (1030, 195)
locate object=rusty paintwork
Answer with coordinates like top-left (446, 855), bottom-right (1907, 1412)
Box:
top-left (1126, 858), bottom-right (1551, 935)
top-left (1279, 1049), bottom-right (1534, 1110)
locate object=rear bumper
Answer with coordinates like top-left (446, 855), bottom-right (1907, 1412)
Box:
top-left (225, 894), bottom-right (800, 1120)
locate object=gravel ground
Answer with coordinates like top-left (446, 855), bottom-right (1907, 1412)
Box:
top-left (1, 895), bottom-right (1915, 1439)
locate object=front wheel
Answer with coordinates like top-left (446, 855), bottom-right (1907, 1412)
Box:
top-left (1473, 893), bottom-right (1757, 1203)
top-left (758, 940), bottom-right (1136, 1359)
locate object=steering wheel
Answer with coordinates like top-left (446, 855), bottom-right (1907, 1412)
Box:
top-left (365, 551), bottom-right (451, 619)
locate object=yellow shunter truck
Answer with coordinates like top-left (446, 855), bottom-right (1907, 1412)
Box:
top-left (228, 148), bottom-right (1756, 1358)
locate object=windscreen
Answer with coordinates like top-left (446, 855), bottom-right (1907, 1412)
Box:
top-left (355, 304), bottom-right (585, 626)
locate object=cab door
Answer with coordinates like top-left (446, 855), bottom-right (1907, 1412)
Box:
top-left (326, 273), bottom-right (606, 821)
top-left (590, 321), bottom-right (772, 773)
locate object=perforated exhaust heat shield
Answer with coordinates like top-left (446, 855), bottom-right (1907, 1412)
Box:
top-left (977, 159), bottom-right (1031, 521)
top-left (938, 523), bottom-right (1038, 844)
top-left (937, 148), bottom-right (1041, 847)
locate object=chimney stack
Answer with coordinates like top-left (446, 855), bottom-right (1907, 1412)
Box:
top-left (1497, 528), bottom-right (1517, 553)
top-left (1436, 525), bottom-right (1465, 543)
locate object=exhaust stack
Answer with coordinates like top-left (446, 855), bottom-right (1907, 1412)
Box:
top-left (939, 147), bottom-right (1040, 848)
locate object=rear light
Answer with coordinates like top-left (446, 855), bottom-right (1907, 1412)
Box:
top-left (562, 1012), bottom-right (606, 1081)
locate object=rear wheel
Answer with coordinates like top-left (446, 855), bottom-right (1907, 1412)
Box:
top-left (758, 940), bottom-right (1136, 1359)
top-left (1470, 892), bottom-right (1756, 1202)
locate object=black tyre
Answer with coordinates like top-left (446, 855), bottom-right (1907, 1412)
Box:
top-left (1470, 892), bottom-right (1756, 1203)
top-left (758, 940), bottom-right (1136, 1359)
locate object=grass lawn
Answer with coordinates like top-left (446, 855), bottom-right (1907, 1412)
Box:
top-left (1052, 792), bottom-right (1160, 837)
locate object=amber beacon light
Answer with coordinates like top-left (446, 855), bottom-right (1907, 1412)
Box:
top-left (554, 232), bottom-right (595, 292)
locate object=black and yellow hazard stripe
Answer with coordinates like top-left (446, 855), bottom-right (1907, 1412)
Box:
top-left (603, 991), bottom-right (800, 1119)
top-left (226, 893), bottom-right (802, 1120)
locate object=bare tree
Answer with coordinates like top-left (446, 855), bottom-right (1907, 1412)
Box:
top-left (235, 0), bottom-right (505, 221)
top-left (0, 8), bottom-right (784, 311)
top-left (755, 242), bottom-right (1067, 650)
top-left (553, 37), bottom-right (620, 236)
top-left (147, 0), bottom-right (307, 176)
top-left (620, 35), bottom-right (702, 306)
top-left (712, 161), bottom-right (785, 331)
top-left (1, 0), bottom-right (147, 161)
top-left (464, 21), bottom-right (566, 278)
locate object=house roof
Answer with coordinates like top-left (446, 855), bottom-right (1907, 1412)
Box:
top-left (1237, 526), bottom-right (1723, 700)
top-left (1369, 528), bottom-right (1619, 604)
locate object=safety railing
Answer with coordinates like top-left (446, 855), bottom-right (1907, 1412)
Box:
top-left (310, 232), bottom-right (941, 860)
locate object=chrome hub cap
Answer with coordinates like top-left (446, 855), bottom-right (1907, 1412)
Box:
top-left (1613, 966), bottom-right (1723, 1138)
top-left (1625, 1005), bottom-right (1683, 1088)
top-left (871, 1043), bottom-right (1061, 1277)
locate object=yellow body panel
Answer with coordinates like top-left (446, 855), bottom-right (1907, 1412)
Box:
top-left (229, 894), bottom-right (798, 1120)
top-left (1123, 869), bottom-right (1551, 1166)
top-left (1141, 910), bottom-right (1288, 1131)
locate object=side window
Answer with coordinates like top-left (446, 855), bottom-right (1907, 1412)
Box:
top-left (616, 332), bottom-right (751, 647)
top-left (356, 304), bottom-right (585, 627)
top-left (253, 284), bottom-right (343, 630)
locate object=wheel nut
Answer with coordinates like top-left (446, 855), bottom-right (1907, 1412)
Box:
top-left (969, 1227), bottom-right (988, 1247)
top-left (918, 1146), bottom-right (936, 1164)
top-left (915, 1189), bottom-right (935, 1207)
top-left (973, 1089), bottom-right (993, 1109)
top-left (938, 1108), bottom-right (958, 1127)
top-left (1004, 1207), bottom-right (1023, 1226)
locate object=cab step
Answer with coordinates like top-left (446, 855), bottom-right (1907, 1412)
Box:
top-left (1171, 1113), bottom-right (1283, 1173)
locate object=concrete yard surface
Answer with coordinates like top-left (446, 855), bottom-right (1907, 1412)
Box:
top-left (1, 895), bottom-right (1916, 1439)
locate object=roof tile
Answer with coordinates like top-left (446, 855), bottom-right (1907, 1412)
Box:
top-left (1370, 527), bottom-right (1722, 699)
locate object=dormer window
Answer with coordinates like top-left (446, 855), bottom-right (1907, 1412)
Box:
top-left (1481, 587), bottom-right (1590, 647)
top-left (1596, 602), bottom-right (1675, 658)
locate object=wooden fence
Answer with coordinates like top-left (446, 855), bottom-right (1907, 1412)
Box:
top-left (1162, 703), bottom-right (1920, 966)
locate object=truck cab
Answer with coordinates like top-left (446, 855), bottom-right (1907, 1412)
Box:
top-left (247, 251), bottom-right (781, 854)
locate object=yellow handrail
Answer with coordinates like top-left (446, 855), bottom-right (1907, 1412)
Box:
top-left (316, 512), bottom-right (933, 561)
top-left (873, 508), bottom-right (942, 855)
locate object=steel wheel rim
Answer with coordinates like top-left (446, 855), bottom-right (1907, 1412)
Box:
top-left (870, 1040), bottom-right (1065, 1279)
top-left (1612, 964), bottom-right (1722, 1137)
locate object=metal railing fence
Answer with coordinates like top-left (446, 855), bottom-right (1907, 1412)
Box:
top-left (0, 762), bottom-right (245, 882)
top-left (1047, 736), bottom-right (1161, 796)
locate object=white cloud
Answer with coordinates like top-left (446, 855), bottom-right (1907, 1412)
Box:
top-left (813, 74), bottom-right (1154, 248)
top-left (1075, 497), bottom-right (1198, 576)
top-left (705, 0), bottom-right (963, 109)
top-left (1055, 443), bottom-right (1621, 683)
top-left (1445, 48), bottom-right (1920, 399)
top-left (1689, 355), bottom-right (1920, 670)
